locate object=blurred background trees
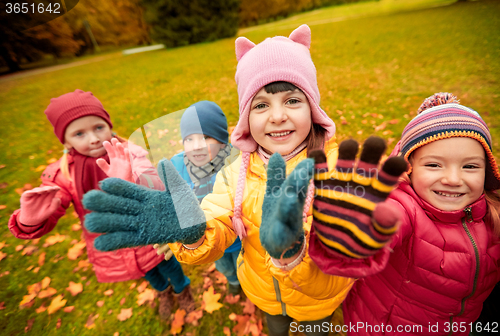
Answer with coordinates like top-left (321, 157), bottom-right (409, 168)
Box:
top-left (0, 0), bottom-right (362, 73)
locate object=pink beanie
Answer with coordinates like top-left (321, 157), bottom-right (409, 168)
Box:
top-left (231, 24), bottom-right (336, 152)
top-left (44, 89), bottom-right (113, 143)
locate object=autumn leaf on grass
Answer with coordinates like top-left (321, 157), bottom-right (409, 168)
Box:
top-left (389, 119), bottom-right (400, 124)
top-left (38, 252), bottom-right (46, 266)
top-left (223, 326), bottom-right (231, 336)
top-left (0, 205), bottom-right (6, 210)
top-left (20, 293), bottom-right (37, 307)
top-left (203, 277), bottom-right (213, 290)
top-left (72, 223), bottom-right (82, 231)
top-left (232, 314), bottom-right (251, 336)
top-left (68, 240), bottom-right (86, 260)
top-left (38, 288), bottom-right (57, 299)
top-left (136, 281), bottom-right (148, 293)
top-left (40, 277), bottom-right (51, 289)
top-left (0, 251), bottom-right (6, 261)
top-left (225, 294), bottom-right (240, 304)
top-left (25, 318), bottom-right (35, 333)
top-left (241, 298), bottom-right (255, 315)
top-left (137, 288), bottom-right (155, 306)
top-left (202, 286), bottom-right (223, 313)
top-left (44, 233), bottom-right (66, 247)
top-left (47, 295), bottom-right (67, 314)
top-left (85, 313), bottom-right (99, 329)
top-left (28, 282), bottom-right (42, 294)
top-left (22, 245), bottom-right (38, 256)
top-left (56, 318), bottom-right (62, 329)
top-left (171, 309), bottom-right (186, 335)
top-left (374, 122), bottom-right (387, 132)
top-left (214, 271), bottom-right (228, 285)
top-left (64, 306), bottom-right (75, 313)
top-left (207, 263), bottom-right (216, 273)
top-left (66, 282), bottom-right (83, 296)
top-left (36, 303), bottom-right (47, 313)
top-left (0, 302), bottom-right (6, 310)
top-left (97, 300), bottom-right (104, 307)
top-left (117, 308), bottom-right (133, 321)
top-left (103, 289), bottom-right (114, 296)
top-left (0, 242), bottom-right (6, 249)
top-left (15, 245), bottom-right (24, 252)
top-left (185, 310), bottom-right (203, 326)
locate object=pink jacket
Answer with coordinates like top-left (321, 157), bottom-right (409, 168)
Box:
top-left (312, 181), bottom-right (500, 335)
top-left (9, 143), bottom-right (165, 283)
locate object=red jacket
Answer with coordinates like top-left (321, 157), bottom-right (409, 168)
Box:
top-left (9, 143), bottom-right (165, 283)
top-left (312, 181), bottom-right (500, 335)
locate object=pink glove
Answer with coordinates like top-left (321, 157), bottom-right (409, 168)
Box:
top-left (97, 138), bottom-right (133, 183)
top-left (19, 186), bottom-right (61, 226)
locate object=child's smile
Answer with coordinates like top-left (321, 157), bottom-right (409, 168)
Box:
top-left (249, 88), bottom-right (311, 155)
top-left (183, 134), bottom-right (225, 167)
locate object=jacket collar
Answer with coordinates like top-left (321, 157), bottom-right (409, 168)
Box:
top-left (398, 181), bottom-right (487, 224)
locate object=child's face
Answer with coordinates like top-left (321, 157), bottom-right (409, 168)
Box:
top-left (183, 134), bottom-right (225, 166)
top-left (249, 88), bottom-right (311, 155)
top-left (64, 116), bottom-right (112, 157)
top-left (410, 137), bottom-right (486, 211)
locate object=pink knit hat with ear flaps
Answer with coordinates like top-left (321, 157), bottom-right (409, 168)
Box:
top-left (230, 25), bottom-right (335, 240)
top-left (231, 24), bottom-right (336, 152)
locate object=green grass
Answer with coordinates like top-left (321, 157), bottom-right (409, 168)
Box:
top-left (1, 0), bottom-right (500, 335)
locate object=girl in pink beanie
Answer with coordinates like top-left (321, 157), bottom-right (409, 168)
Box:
top-left (8, 90), bottom-right (195, 321)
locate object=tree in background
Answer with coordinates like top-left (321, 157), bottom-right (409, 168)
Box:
top-left (141, 0), bottom-right (240, 48)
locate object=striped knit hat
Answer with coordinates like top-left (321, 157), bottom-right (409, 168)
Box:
top-left (398, 93), bottom-right (500, 190)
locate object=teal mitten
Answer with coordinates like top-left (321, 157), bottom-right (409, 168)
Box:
top-left (260, 153), bottom-right (314, 259)
top-left (83, 158), bottom-right (206, 251)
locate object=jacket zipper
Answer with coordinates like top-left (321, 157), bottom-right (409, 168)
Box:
top-left (449, 206), bottom-right (479, 335)
top-left (272, 277), bottom-right (287, 316)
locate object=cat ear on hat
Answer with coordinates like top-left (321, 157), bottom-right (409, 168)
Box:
top-left (289, 24), bottom-right (311, 49)
top-left (235, 37), bottom-right (256, 61)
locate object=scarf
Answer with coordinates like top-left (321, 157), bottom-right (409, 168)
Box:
top-left (184, 144), bottom-right (232, 201)
top-left (72, 149), bottom-right (110, 207)
top-left (257, 141), bottom-right (308, 165)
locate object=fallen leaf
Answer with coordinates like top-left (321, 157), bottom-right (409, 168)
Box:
top-left (137, 288), bottom-right (155, 306)
top-left (0, 251), bottom-right (6, 261)
top-left (15, 188), bottom-right (24, 195)
top-left (0, 242), bottom-right (5, 249)
top-left (25, 318), bottom-right (35, 333)
top-left (225, 294), bottom-right (240, 304)
top-left (207, 263), bottom-right (216, 273)
top-left (382, 130), bottom-right (393, 136)
top-left (387, 138), bottom-right (396, 146)
top-left (26, 265), bottom-right (34, 271)
top-left (44, 233), bottom-right (66, 247)
top-left (203, 277), bottom-right (213, 289)
top-left (241, 298), bottom-right (255, 315)
top-left (103, 289), bottom-right (114, 296)
top-left (15, 245), bottom-right (24, 252)
top-left (108, 310), bottom-right (113, 315)
top-left (185, 310), bottom-right (203, 326)
top-left (38, 288), bottom-right (57, 299)
top-left (41, 277), bottom-right (51, 289)
top-left (389, 119), bottom-right (400, 124)
top-left (64, 306), bottom-right (75, 313)
top-left (171, 309), bottom-right (186, 335)
top-left (28, 282), bottom-right (42, 294)
top-left (223, 326), bottom-right (231, 336)
top-left (248, 322), bottom-right (261, 336)
top-left (0, 302), bottom-right (5, 310)
top-left (202, 286), bottom-right (223, 313)
top-left (20, 293), bottom-right (37, 307)
top-left (357, 130), bottom-right (363, 135)
top-left (38, 252), bottom-right (46, 266)
top-left (35, 165), bottom-right (47, 172)
top-left (71, 223), bottom-right (82, 231)
top-left (85, 313), bottom-right (99, 329)
top-left (33, 267), bottom-right (40, 273)
top-left (22, 245), bottom-right (38, 256)
top-left (47, 158), bottom-right (57, 164)
top-left (0, 205), bottom-right (6, 210)
top-left (117, 308), bottom-right (133, 321)
top-left (47, 295), bottom-right (67, 314)
top-left (24, 183), bottom-right (33, 190)
top-left (361, 119), bottom-right (368, 124)
top-left (97, 300), bottom-right (104, 307)
top-left (66, 282), bottom-right (83, 296)
top-left (341, 119), bottom-right (348, 125)
top-left (129, 283), bottom-right (137, 290)
top-left (67, 240), bottom-right (86, 260)
top-left (56, 318), bottom-right (62, 329)
top-left (229, 313), bottom-right (237, 321)
top-left (214, 271), bottom-right (227, 285)
top-left (232, 314), bottom-right (251, 336)
top-left (374, 121), bottom-right (387, 132)
top-left (119, 297), bottom-right (126, 305)
top-left (36, 304), bottom-right (47, 313)
top-left (0, 183), bottom-right (7, 189)
top-left (113, 332), bottom-right (119, 336)
top-left (136, 281), bottom-right (148, 293)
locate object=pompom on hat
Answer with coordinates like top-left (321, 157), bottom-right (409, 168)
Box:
top-left (231, 24), bottom-right (336, 152)
top-left (44, 89), bottom-right (113, 143)
top-left (395, 92), bottom-right (500, 190)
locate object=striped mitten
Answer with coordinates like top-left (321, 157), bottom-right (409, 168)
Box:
top-left (308, 136), bottom-right (407, 259)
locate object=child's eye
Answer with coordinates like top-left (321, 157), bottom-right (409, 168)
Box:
top-left (95, 125), bottom-right (104, 131)
top-left (463, 164), bottom-right (479, 169)
top-left (253, 102), bottom-right (267, 110)
top-left (425, 163), bottom-right (440, 168)
top-left (75, 132), bottom-right (84, 137)
top-left (286, 98), bottom-right (300, 105)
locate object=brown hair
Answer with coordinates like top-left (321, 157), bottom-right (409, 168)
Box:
top-left (60, 134), bottom-right (127, 181)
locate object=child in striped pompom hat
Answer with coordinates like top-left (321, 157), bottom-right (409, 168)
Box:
top-left (310, 92), bottom-right (500, 336)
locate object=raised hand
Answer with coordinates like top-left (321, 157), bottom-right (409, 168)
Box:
top-left (260, 153), bottom-right (314, 260)
top-left (19, 186), bottom-right (61, 225)
top-left (309, 136), bottom-right (407, 259)
top-left (96, 138), bottom-right (133, 182)
top-left (83, 158), bottom-right (206, 251)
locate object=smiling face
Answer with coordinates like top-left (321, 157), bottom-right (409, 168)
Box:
top-left (183, 134), bottom-right (225, 167)
top-left (63, 115), bottom-right (113, 157)
top-left (248, 87), bottom-right (312, 155)
top-left (409, 137), bottom-right (486, 211)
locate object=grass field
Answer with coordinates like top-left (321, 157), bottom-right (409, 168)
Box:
top-left (1, 0), bottom-right (499, 335)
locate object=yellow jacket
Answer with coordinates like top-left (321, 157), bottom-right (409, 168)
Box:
top-left (170, 137), bottom-right (354, 321)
